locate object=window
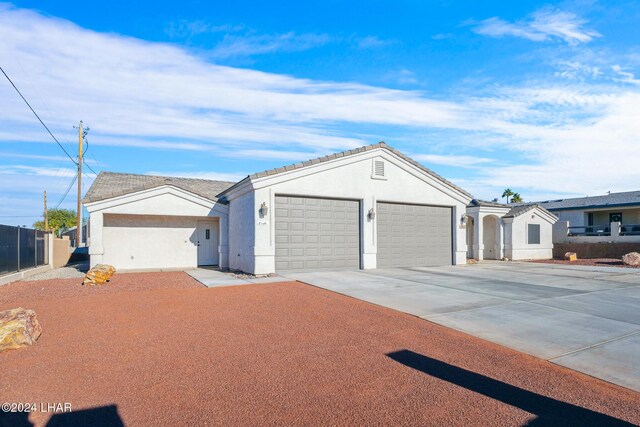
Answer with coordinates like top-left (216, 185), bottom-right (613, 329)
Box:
top-left (587, 213), bottom-right (594, 226)
top-left (609, 212), bottom-right (622, 223)
top-left (205, 229), bottom-right (210, 240)
top-left (528, 224), bottom-right (540, 244)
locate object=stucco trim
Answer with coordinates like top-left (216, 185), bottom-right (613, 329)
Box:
top-left (85, 185), bottom-right (228, 215)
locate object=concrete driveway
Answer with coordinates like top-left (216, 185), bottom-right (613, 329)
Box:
top-left (285, 262), bottom-right (640, 392)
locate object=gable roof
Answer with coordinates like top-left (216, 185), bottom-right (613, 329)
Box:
top-left (218, 142), bottom-right (473, 199)
top-left (533, 190), bottom-right (640, 211)
top-left (468, 199), bottom-right (509, 208)
top-left (504, 204), bottom-right (539, 218)
top-left (503, 204), bottom-right (557, 223)
top-left (83, 172), bottom-right (236, 204)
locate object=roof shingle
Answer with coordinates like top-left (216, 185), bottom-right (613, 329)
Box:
top-left (83, 172), bottom-right (236, 204)
top-left (533, 191), bottom-right (640, 210)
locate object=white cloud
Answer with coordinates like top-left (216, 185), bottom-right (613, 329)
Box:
top-left (165, 20), bottom-right (244, 39)
top-left (472, 7), bottom-right (601, 45)
top-left (211, 31), bottom-right (332, 58)
top-left (1, 4), bottom-right (640, 207)
top-left (355, 35), bottom-right (393, 49)
top-left (411, 154), bottom-right (495, 168)
top-left (612, 65), bottom-right (640, 85)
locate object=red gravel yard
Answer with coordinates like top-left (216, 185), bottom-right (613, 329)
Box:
top-left (0, 272), bottom-right (638, 426)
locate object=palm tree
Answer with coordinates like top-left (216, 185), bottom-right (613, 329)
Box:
top-left (511, 193), bottom-right (523, 203)
top-left (502, 189), bottom-right (513, 204)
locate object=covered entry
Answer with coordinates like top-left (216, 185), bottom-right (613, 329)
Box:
top-left (274, 195), bottom-right (360, 272)
top-left (377, 202), bottom-right (452, 268)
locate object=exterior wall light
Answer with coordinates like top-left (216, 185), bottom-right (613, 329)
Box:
top-left (259, 202), bottom-right (269, 217)
top-left (368, 208), bottom-right (376, 220)
top-left (460, 214), bottom-right (469, 227)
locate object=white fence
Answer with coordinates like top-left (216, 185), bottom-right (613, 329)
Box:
top-left (553, 221), bottom-right (640, 244)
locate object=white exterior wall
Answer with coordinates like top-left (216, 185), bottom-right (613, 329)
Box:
top-left (228, 190), bottom-right (256, 273)
top-left (505, 211), bottom-right (554, 260)
top-left (226, 149), bottom-right (471, 274)
top-left (85, 186), bottom-right (229, 270)
top-left (102, 214), bottom-right (217, 270)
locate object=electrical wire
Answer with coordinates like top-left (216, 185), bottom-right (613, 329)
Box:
top-left (55, 173), bottom-right (78, 209)
top-left (0, 65), bottom-right (78, 166)
top-left (83, 159), bottom-right (99, 176)
top-left (81, 134), bottom-right (100, 176)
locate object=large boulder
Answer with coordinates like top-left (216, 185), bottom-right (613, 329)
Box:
top-left (0, 308), bottom-right (42, 353)
top-left (565, 252), bottom-right (577, 262)
top-left (84, 264), bottom-right (116, 286)
top-left (622, 252), bottom-right (640, 266)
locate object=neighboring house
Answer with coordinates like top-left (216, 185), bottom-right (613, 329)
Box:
top-left (534, 191), bottom-right (640, 236)
top-left (83, 143), bottom-right (556, 274)
top-left (530, 191), bottom-right (640, 258)
top-left (60, 223), bottom-right (89, 247)
top-left (466, 200), bottom-right (556, 261)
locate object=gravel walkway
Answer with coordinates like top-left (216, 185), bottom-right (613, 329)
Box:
top-left (21, 262), bottom-right (89, 281)
top-left (0, 275), bottom-right (638, 426)
top-left (529, 258), bottom-right (640, 268)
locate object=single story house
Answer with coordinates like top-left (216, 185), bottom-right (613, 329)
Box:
top-left (84, 143), bottom-right (556, 274)
top-left (533, 191), bottom-right (640, 236)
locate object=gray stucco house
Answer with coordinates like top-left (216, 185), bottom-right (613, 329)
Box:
top-left (535, 191), bottom-right (640, 236)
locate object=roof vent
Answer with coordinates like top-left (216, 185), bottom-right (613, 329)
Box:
top-left (372, 160), bottom-right (386, 179)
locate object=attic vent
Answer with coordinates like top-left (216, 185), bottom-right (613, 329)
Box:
top-left (374, 160), bottom-right (385, 177)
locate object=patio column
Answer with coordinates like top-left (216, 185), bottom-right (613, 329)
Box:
top-left (88, 211), bottom-right (103, 268)
top-left (496, 220), bottom-right (504, 260)
top-left (474, 213), bottom-right (484, 260)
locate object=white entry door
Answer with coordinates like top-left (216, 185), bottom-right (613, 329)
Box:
top-left (197, 221), bottom-right (218, 266)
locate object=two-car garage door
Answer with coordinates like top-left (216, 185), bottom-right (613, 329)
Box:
top-left (377, 202), bottom-right (452, 268)
top-left (274, 196), bottom-right (452, 272)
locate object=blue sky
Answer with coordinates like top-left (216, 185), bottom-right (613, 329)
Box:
top-left (1, 0), bottom-right (639, 225)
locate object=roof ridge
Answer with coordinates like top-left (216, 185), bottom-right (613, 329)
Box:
top-left (219, 141), bottom-right (472, 199)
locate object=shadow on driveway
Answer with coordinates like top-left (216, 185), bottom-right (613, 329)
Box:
top-left (387, 349), bottom-right (635, 426)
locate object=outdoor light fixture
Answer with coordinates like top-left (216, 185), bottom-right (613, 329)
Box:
top-left (460, 214), bottom-right (469, 227)
top-left (259, 202), bottom-right (269, 217)
top-left (368, 208), bottom-right (376, 220)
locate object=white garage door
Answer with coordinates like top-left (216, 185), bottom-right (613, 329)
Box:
top-left (377, 202), bottom-right (452, 268)
top-left (275, 195), bottom-right (360, 272)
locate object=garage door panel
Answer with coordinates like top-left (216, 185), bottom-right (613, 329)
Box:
top-left (275, 195), bottom-right (360, 272)
top-left (377, 202), bottom-right (452, 268)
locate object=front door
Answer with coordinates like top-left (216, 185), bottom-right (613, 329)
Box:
top-left (197, 221), bottom-right (218, 266)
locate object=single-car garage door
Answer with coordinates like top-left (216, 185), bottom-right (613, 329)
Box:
top-left (377, 202), bottom-right (452, 268)
top-left (275, 195), bottom-right (360, 272)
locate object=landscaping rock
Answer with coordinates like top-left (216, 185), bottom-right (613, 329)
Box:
top-left (564, 252), bottom-right (578, 262)
top-left (0, 308), bottom-right (42, 352)
top-left (622, 252), bottom-right (640, 266)
top-left (467, 259), bottom-right (478, 265)
top-left (84, 264), bottom-right (116, 286)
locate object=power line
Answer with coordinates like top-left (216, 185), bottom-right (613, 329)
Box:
top-left (0, 65), bottom-right (77, 166)
top-left (83, 159), bottom-right (98, 176)
top-left (81, 135), bottom-right (100, 176)
top-left (55, 173), bottom-right (78, 209)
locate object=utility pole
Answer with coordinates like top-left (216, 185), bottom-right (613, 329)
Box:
top-left (44, 190), bottom-right (48, 232)
top-left (76, 120), bottom-right (83, 247)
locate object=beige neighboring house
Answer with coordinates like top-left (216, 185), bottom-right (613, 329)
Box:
top-left (83, 143), bottom-right (557, 274)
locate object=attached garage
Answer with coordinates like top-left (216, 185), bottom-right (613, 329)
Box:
top-left (274, 195), bottom-right (360, 272)
top-left (377, 202), bottom-right (452, 268)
